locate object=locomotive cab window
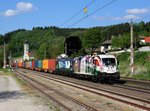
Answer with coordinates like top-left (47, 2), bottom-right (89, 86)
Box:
top-left (102, 58), bottom-right (116, 66)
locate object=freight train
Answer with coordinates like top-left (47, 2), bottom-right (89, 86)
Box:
top-left (13, 53), bottom-right (120, 83)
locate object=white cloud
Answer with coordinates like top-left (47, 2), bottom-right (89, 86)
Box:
top-left (93, 15), bottom-right (140, 21)
top-left (111, 16), bottom-right (122, 21)
top-left (126, 8), bottom-right (149, 14)
top-left (93, 15), bottom-right (119, 21)
top-left (123, 14), bottom-right (139, 20)
top-left (16, 2), bottom-right (34, 12)
top-left (2, 2), bottom-right (36, 17)
top-left (3, 9), bottom-right (18, 17)
top-left (93, 8), bottom-right (148, 22)
top-left (111, 15), bottom-right (140, 20)
top-left (93, 16), bottom-right (106, 21)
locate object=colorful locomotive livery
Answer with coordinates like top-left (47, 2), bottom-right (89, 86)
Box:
top-left (74, 54), bottom-right (120, 81)
top-left (14, 53), bottom-right (120, 82)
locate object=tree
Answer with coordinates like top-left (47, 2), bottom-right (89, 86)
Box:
top-left (111, 33), bottom-right (130, 49)
top-left (0, 48), bottom-right (3, 68)
top-left (120, 34), bottom-right (130, 49)
top-left (36, 43), bottom-right (49, 59)
top-left (83, 28), bottom-right (102, 50)
top-left (0, 35), bottom-right (4, 45)
top-left (111, 36), bottom-right (120, 49)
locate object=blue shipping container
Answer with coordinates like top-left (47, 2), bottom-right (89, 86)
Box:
top-left (35, 60), bottom-right (38, 69)
top-left (38, 60), bottom-right (43, 69)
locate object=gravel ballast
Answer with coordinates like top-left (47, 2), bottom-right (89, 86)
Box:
top-left (0, 73), bottom-right (56, 111)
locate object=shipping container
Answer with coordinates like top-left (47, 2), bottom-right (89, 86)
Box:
top-left (31, 61), bottom-right (35, 70)
top-left (16, 62), bottom-right (18, 68)
top-left (38, 60), bottom-right (43, 71)
top-left (35, 60), bottom-right (38, 70)
top-left (26, 62), bottom-right (30, 69)
top-left (43, 59), bottom-right (56, 73)
top-left (29, 61), bottom-right (32, 69)
top-left (22, 61), bottom-right (25, 68)
top-left (18, 61), bottom-right (23, 68)
top-left (12, 61), bottom-right (18, 68)
top-left (48, 59), bottom-right (56, 73)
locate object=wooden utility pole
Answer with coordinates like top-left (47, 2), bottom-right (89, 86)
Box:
top-left (3, 42), bottom-right (6, 69)
top-left (8, 51), bottom-right (12, 67)
top-left (130, 19), bottom-right (135, 74)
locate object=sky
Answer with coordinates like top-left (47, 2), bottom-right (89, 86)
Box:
top-left (0, 0), bottom-right (150, 35)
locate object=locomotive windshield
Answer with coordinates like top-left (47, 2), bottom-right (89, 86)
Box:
top-left (102, 58), bottom-right (116, 66)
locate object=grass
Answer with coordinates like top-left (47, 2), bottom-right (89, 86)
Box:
top-left (0, 68), bottom-right (28, 86)
top-left (117, 51), bottom-right (150, 80)
top-left (132, 71), bottom-right (150, 80)
top-left (0, 68), bottom-right (13, 75)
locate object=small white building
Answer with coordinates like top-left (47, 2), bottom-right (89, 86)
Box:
top-left (139, 46), bottom-right (150, 51)
top-left (139, 36), bottom-right (150, 44)
top-left (100, 40), bottom-right (112, 52)
top-left (23, 41), bottom-right (30, 61)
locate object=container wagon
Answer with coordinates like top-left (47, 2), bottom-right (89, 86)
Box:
top-left (43, 59), bottom-right (56, 73)
top-left (38, 60), bottom-right (43, 71)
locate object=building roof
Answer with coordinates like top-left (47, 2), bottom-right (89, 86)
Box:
top-left (144, 37), bottom-right (150, 43)
top-left (98, 54), bottom-right (115, 59)
top-left (101, 40), bottom-right (111, 45)
top-left (139, 36), bottom-right (145, 39)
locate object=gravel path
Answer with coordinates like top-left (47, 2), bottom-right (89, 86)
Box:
top-left (0, 73), bottom-right (56, 111)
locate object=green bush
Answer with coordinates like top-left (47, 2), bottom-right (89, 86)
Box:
top-left (117, 51), bottom-right (150, 80)
top-left (132, 71), bottom-right (150, 80)
top-left (117, 52), bottom-right (130, 62)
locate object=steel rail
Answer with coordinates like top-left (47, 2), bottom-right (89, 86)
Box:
top-left (14, 70), bottom-right (99, 111)
top-left (15, 69), bottom-right (150, 110)
top-left (15, 71), bottom-right (72, 111)
top-left (27, 71), bottom-right (150, 111)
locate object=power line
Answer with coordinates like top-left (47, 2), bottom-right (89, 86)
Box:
top-left (135, 15), bottom-right (150, 22)
top-left (59, 0), bottom-right (95, 27)
top-left (68, 0), bottom-right (118, 28)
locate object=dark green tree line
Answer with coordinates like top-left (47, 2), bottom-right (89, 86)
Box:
top-left (0, 21), bottom-right (149, 67)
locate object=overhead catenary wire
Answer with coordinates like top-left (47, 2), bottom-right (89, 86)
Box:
top-left (135, 15), bottom-right (150, 23)
top-left (59, 0), bottom-right (95, 27)
top-left (68, 0), bottom-right (118, 28)
top-left (125, 15), bottom-right (150, 26)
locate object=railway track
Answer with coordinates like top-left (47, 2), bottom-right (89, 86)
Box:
top-left (120, 77), bottom-right (150, 89)
top-left (19, 68), bottom-right (150, 94)
top-left (23, 69), bottom-right (150, 95)
top-left (14, 70), bottom-right (99, 111)
top-left (15, 69), bottom-right (150, 111)
top-left (111, 83), bottom-right (150, 94)
top-left (43, 72), bottom-right (150, 94)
